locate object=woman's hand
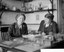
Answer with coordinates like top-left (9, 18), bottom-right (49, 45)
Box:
top-left (49, 32), bottom-right (53, 35)
top-left (42, 32), bottom-right (46, 36)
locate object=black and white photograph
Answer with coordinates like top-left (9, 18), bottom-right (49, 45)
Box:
top-left (0, 0), bottom-right (64, 52)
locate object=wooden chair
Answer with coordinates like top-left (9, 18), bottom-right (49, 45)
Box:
top-left (1, 27), bottom-right (9, 41)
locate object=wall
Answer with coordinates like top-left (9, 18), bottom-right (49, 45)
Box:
top-left (2, 0), bottom-right (24, 11)
top-left (57, 0), bottom-right (64, 33)
top-left (1, 0), bottom-right (58, 31)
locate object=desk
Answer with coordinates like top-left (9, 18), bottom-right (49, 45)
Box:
top-left (0, 33), bottom-right (64, 52)
top-left (0, 37), bottom-right (51, 52)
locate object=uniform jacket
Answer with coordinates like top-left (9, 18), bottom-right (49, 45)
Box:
top-left (8, 22), bottom-right (28, 37)
top-left (38, 20), bottom-right (59, 35)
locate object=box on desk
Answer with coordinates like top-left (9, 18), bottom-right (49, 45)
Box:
top-left (43, 40), bottom-right (51, 48)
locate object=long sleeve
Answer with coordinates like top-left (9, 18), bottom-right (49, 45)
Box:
top-left (7, 25), bottom-right (14, 40)
top-left (38, 20), bottom-right (44, 32)
top-left (22, 23), bottom-right (28, 35)
top-left (52, 22), bottom-right (59, 33)
top-left (8, 25), bottom-right (13, 36)
top-left (25, 24), bottom-right (28, 34)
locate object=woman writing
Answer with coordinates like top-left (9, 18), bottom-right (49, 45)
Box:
top-left (8, 14), bottom-right (28, 40)
top-left (38, 13), bottom-right (59, 35)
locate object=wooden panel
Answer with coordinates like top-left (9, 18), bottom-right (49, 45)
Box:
top-left (0, 31), bottom-right (2, 42)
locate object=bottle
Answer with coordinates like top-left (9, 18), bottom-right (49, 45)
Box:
top-left (38, 2), bottom-right (43, 10)
top-left (28, 4), bottom-right (33, 11)
top-left (49, 32), bottom-right (53, 41)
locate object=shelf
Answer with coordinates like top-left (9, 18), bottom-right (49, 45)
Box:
top-left (0, 24), bottom-right (40, 28)
top-left (0, 9), bottom-right (57, 13)
top-left (24, 9), bottom-right (57, 13)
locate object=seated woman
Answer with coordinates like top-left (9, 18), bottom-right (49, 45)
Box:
top-left (38, 13), bottom-right (59, 35)
top-left (8, 13), bottom-right (28, 40)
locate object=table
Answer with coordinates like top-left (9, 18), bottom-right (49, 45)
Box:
top-left (0, 35), bottom-right (52, 52)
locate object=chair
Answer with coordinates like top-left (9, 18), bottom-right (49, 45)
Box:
top-left (1, 27), bottom-right (9, 41)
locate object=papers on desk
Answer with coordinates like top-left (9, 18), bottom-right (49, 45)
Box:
top-left (22, 34), bottom-right (41, 41)
top-left (0, 41), bottom-right (14, 48)
top-left (23, 34), bottom-right (53, 41)
top-left (23, 34), bottom-right (41, 38)
top-left (0, 34), bottom-right (53, 49)
top-left (22, 34), bottom-right (34, 38)
top-left (2, 41), bottom-right (13, 46)
top-left (0, 38), bottom-right (24, 48)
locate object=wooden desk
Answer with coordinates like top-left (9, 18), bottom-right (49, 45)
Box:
top-left (0, 38), bottom-right (51, 52)
top-left (0, 33), bottom-right (64, 52)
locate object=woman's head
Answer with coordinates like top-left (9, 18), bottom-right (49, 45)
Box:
top-left (15, 13), bottom-right (26, 25)
top-left (44, 13), bottom-right (54, 24)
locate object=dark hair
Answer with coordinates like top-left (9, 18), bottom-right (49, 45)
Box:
top-left (15, 13), bottom-right (26, 21)
top-left (45, 13), bottom-right (54, 20)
